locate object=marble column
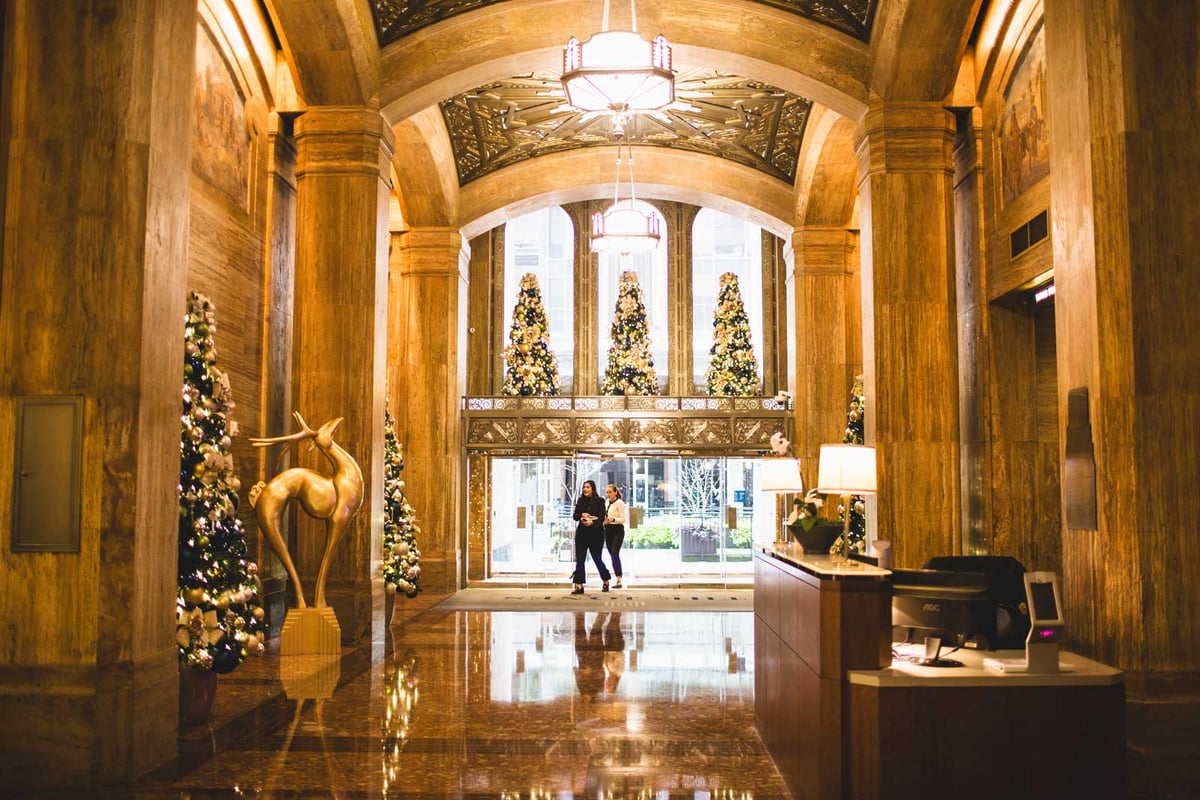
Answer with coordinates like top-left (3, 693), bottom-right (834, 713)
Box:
top-left (856, 103), bottom-right (960, 567)
top-left (0, 1), bottom-right (195, 788)
top-left (1046, 1), bottom-right (1200, 792)
top-left (291, 107), bottom-right (391, 643)
top-left (790, 227), bottom-right (862, 485)
top-left (666, 203), bottom-right (699, 395)
top-left (389, 228), bottom-right (469, 593)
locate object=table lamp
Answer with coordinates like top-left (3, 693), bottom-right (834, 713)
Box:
top-left (759, 458), bottom-right (804, 543)
top-left (815, 444), bottom-right (876, 562)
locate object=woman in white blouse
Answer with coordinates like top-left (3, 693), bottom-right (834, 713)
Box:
top-left (603, 484), bottom-right (628, 589)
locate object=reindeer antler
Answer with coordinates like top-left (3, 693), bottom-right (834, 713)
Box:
top-left (250, 411), bottom-right (318, 448)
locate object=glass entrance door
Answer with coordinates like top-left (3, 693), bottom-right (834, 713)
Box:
top-left (486, 456), bottom-right (780, 582)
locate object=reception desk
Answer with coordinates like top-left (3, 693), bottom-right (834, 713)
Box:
top-left (754, 544), bottom-right (1126, 800)
top-left (753, 545), bottom-right (891, 800)
top-left (847, 644), bottom-right (1125, 799)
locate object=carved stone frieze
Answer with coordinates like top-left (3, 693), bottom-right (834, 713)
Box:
top-left (628, 419), bottom-right (681, 445)
top-left (682, 418), bottom-right (733, 445)
top-left (467, 419), bottom-right (518, 444)
top-left (520, 418), bottom-right (572, 445)
top-left (574, 418), bottom-right (626, 446)
top-left (734, 418), bottom-right (784, 445)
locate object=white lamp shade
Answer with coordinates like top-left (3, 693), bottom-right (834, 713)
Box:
top-left (759, 458), bottom-right (804, 493)
top-left (815, 444), bottom-right (877, 494)
top-left (562, 31), bottom-right (674, 112)
top-left (592, 202), bottom-right (661, 254)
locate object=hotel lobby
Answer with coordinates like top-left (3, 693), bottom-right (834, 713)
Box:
top-left (1, 0), bottom-right (1198, 797)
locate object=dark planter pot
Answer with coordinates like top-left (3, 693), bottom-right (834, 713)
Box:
top-left (179, 666), bottom-right (218, 728)
top-left (788, 522), bottom-right (842, 554)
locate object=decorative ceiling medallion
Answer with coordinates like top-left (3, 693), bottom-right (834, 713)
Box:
top-left (367, 0), bottom-right (877, 46)
top-left (440, 70), bottom-right (813, 186)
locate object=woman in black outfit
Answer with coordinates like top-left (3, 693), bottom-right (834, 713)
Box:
top-left (571, 480), bottom-right (611, 594)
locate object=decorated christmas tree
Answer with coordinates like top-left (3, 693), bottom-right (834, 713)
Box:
top-left (705, 272), bottom-right (761, 396)
top-left (601, 270), bottom-right (659, 395)
top-left (841, 375), bottom-right (867, 551)
top-left (383, 406), bottom-right (422, 598)
top-left (176, 292), bottom-right (264, 673)
top-left (502, 273), bottom-right (560, 396)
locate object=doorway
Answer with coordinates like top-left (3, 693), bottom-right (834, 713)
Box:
top-left (485, 455), bottom-right (779, 583)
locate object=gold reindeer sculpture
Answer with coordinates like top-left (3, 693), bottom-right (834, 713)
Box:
top-left (249, 411), bottom-right (364, 609)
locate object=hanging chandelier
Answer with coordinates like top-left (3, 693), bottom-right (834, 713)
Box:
top-left (591, 140), bottom-right (660, 255)
top-left (562, 0), bottom-right (675, 129)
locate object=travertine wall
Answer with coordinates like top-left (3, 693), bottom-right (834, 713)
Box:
top-left (0, 0), bottom-right (197, 786)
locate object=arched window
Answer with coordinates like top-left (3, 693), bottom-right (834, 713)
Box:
top-left (503, 206), bottom-right (575, 391)
top-left (692, 209), bottom-right (764, 392)
top-left (597, 201), bottom-right (669, 392)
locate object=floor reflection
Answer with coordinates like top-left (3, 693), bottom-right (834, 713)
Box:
top-left (130, 609), bottom-right (787, 799)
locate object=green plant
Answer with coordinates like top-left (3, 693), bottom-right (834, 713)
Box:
top-left (729, 526), bottom-right (753, 548)
top-left (627, 524), bottom-right (678, 549)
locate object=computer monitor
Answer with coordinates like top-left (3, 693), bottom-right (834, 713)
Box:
top-left (891, 556), bottom-right (1031, 651)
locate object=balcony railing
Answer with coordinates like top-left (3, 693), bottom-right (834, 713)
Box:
top-left (461, 395), bottom-right (793, 454)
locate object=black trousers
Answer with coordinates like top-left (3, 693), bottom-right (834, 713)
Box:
top-left (604, 524), bottom-right (625, 577)
top-left (573, 524), bottom-right (610, 585)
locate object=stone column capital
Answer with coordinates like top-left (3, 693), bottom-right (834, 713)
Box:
top-left (855, 101), bottom-right (956, 181)
top-left (791, 226), bottom-right (858, 275)
top-left (295, 105), bottom-right (394, 181)
top-left (393, 227), bottom-right (468, 280)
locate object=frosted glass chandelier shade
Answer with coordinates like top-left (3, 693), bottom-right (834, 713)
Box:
top-left (562, 30), bottom-right (674, 113)
top-left (591, 200), bottom-right (661, 255)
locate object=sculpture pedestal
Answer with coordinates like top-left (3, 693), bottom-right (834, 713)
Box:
top-left (279, 607), bottom-right (340, 656)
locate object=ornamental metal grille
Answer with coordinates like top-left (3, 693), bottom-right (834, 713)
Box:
top-left (367, 0), bottom-right (878, 45)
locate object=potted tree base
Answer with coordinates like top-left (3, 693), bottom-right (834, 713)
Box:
top-left (179, 666), bottom-right (219, 727)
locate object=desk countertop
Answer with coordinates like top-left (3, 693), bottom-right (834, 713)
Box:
top-left (848, 643), bottom-right (1122, 688)
top-left (756, 543), bottom-right (892, 578)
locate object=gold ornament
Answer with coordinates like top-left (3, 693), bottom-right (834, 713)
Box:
top-left (184, 588), bottom-right (206, 606)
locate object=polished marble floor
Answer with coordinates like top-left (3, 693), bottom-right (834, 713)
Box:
top-left (126, 607), bottom-right (789, 799)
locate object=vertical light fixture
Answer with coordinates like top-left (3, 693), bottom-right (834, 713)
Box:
top-left (816, 444), bottom-right (877, 563)
top-left (590, 140), bottom-right (660, 255)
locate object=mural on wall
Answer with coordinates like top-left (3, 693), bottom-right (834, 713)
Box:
top-left (193, 26), bottom-right (250, 211)
top-left (1000, 26), bottom-right (1049, 205)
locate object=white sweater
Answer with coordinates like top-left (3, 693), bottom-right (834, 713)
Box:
top-left (605, 498), bottom-right (627, 526)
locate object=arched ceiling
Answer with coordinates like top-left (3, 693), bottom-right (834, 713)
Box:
top-left (266, 0), bottom-right (980, 235)
top-left (367, 0), bottom-right (880, 45)
top-left (439, 69), bottom-right (813, 186)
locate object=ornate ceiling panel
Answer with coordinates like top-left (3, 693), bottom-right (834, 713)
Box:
top-left (367, 0), bottom-right (878, 45)
top-left (439, 70), bottom-right (813, 186)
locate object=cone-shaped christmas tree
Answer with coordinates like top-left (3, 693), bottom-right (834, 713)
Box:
top-left (601, 270), bottom-right (659, 395)
top-left (176, 292), bottom-right (264, 674)
top-left (383, 405), bottom-right (422, 598)
top-left (502, 273), bottom-right (560, 396)
top-left (705, 272), bottom-right (761, 396)
top-left (841, 375), bottom-right (867, 551)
